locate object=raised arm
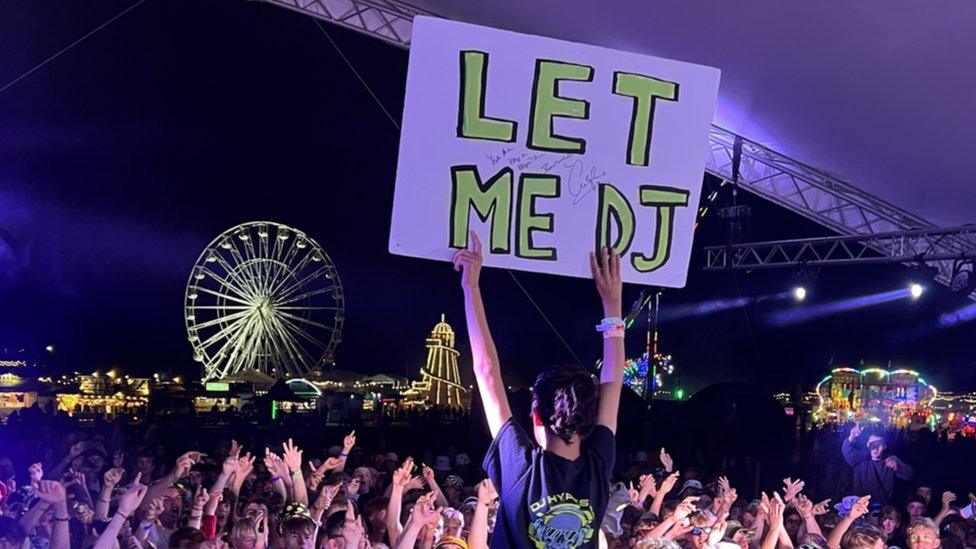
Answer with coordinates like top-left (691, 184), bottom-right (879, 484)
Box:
top-left (841, 424), bottom-right (867, 467)
top-left (591, 248), bottom-right (624, 433)
top-left (468, 479), bottom-right (497, 549)
top-left (454, 232), bottom-right (511, 438)
top-left (827, 495), bottom-right (869, 549)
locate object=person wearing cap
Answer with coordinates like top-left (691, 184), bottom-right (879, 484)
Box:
top-left (454, 240), bottom-right (623, 548)
top-left (841, 424), bottom-right (913, 506)
top-left (278, 503), bottom-right (317, 549)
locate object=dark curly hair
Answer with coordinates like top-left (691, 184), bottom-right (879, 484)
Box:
top-left (531, 364), bottom-right (598, 444)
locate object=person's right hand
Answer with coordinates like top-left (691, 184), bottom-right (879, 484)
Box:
top-left (768, 493), bottom-right (786, 532)
top-left (674, 496), bottom-right (699, 519)
top-left (392, 457), bottom-right (413, 488)
top-left (116, 474), bottom-right (149, 518)
top-left (411, 492), bottom-right (440, 523)
top-left (476, 478), bottom-right (498, 505)
top-left (590, 247), bottom-right (622, 316)
top-left (69, 441), bottom-right (86, 457)
top-left (850, 495), bottom-right (871, 519)
top-left (343, 431), bottom-right (356, 453)
top-left (942, 491), bottom-right (957, 510)
top-left (104, 467), bottom-right (124, 488)
top-left (203, 490), bottom-right (223, 516)
top-left (321, 457), bottom-right (344, 471)
top-left (453, 231), bottom-right (483, 290)
top-left (849, 423), bottom-right (863, 441)
top-left (235, 452), bottom-right (255, 481)
top-left (143, 496), bottom-right (165, 523)
top-left (658, 471), bottom-right (679, 496)
top-left (794, 494), bottom-right (814, 519)
top-left (660, 449), bottom-right (674, 473)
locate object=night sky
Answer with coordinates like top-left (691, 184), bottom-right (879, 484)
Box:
top-left (2, 0), bottom-right (974, 393)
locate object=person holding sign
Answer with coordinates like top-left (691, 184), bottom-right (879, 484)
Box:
top-left (453, 233), bottom-right (624, 549)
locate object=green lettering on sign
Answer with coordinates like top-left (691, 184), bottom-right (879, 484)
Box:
top-left (516, 174), bottom-right (560, 260)
top-left (613, 72), bottom-right (679, 167)
top-left (528, 60), bottom-right (594, 153)
top-left (631, 185), bottom-right (690, 272)
top-left (595, 184), bottom-right (635, 255)
top-left (456, 51), bottom-right (517, 142)
top-left (450, 166), bottom-right (513, 253)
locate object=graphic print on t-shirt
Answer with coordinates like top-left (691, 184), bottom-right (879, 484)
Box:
top-left (528, 492), bottom-right (595, 548)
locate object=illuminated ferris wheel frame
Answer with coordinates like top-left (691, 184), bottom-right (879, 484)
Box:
top-left (184, 221), bottom-right (344, 381)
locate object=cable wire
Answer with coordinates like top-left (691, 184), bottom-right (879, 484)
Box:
top-left (0, 0), bottom-right (150, 95)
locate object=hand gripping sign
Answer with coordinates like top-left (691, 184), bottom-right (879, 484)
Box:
top-left (390, 17), bottom-right (720, 287)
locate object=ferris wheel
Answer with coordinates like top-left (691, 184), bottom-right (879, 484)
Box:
top-left (185, 221), bottom-right (344, 381)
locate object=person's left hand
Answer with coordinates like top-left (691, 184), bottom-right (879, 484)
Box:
top-left (885, 457), bottom-right (898, 470)
top-left (281, 439), bottom-right (302, 474)
top-left (345, 477), bottom-right (361, 497)
top-left (639, 474), bottom-right (657, 500)
top-left (590, 247), bottom-right (622, 316)
top-left (222, 443), bottom-right (240, 476)
top-left (421, 464), bottom-right (436, 487)
top-left (343, 431), bottom-right (356, 453)
top-left (405, 475), bottom-right (424, 492)
top-left (794, 494), bottom-right (814, 519)
top-left (708, 520), bottom-right (729, 547)
top-left (28, 463), bottom-right (43, 485)
top-left (66, 469), bottom-right (86, 489)
top-left (192, 486), bottom-right (209, 511)
top-left (812, 498), bottom-right (831, 516)
top-left (35, 480), bottom-right (67, 504)
top-left (627, 482), bottom-right (642, 507)
top-left (782, 478), bottom-right (805, 502)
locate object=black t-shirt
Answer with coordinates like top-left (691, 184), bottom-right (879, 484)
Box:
top-left (483, 418), bottom-right (615, 548)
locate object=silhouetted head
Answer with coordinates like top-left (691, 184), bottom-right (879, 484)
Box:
top-left (531, 364), bottom-right (598, 446)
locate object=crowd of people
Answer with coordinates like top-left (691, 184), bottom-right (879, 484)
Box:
top-left (1, 243), bottom-right (973, 549)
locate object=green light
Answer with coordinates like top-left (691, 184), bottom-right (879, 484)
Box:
top-left (675, 388), bottom-right (685, 400)
top-left (271, 400), bottom-right (278, 420)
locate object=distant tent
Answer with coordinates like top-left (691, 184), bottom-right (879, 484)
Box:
top-left (267, 379), bottom-right (304, 402)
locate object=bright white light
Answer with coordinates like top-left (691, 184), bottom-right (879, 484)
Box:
top-left (45, 345), bottom-right (55, 353)
top-left (910, 283), bottom-right (924, 299)
top-left (793, 286), bottom-right (807, 302)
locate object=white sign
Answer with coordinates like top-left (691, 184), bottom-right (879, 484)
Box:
top-left (389, 17), bottom-right (720, 287)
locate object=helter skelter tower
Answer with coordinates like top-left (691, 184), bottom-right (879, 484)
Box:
top-left (407, 314), bottom-right (466, 408)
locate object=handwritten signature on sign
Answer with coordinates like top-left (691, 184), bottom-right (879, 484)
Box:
top-left (486, 148), bottom-right (610, 205)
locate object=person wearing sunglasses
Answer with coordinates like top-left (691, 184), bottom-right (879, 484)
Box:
top-left (841, 424), bottom-right (914, 506)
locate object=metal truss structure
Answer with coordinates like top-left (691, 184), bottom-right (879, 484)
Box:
top-left (704, 225), bottom-right (976, 270)
top-left (255, 0), bottom-right (432, 48)
top-left (257, 0), bottom-right (976, 299)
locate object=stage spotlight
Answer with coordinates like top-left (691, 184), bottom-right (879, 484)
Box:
top-left (793, 286), bottom-right (807, 302)
top-left (909, 283), bottom-right (924, 299)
